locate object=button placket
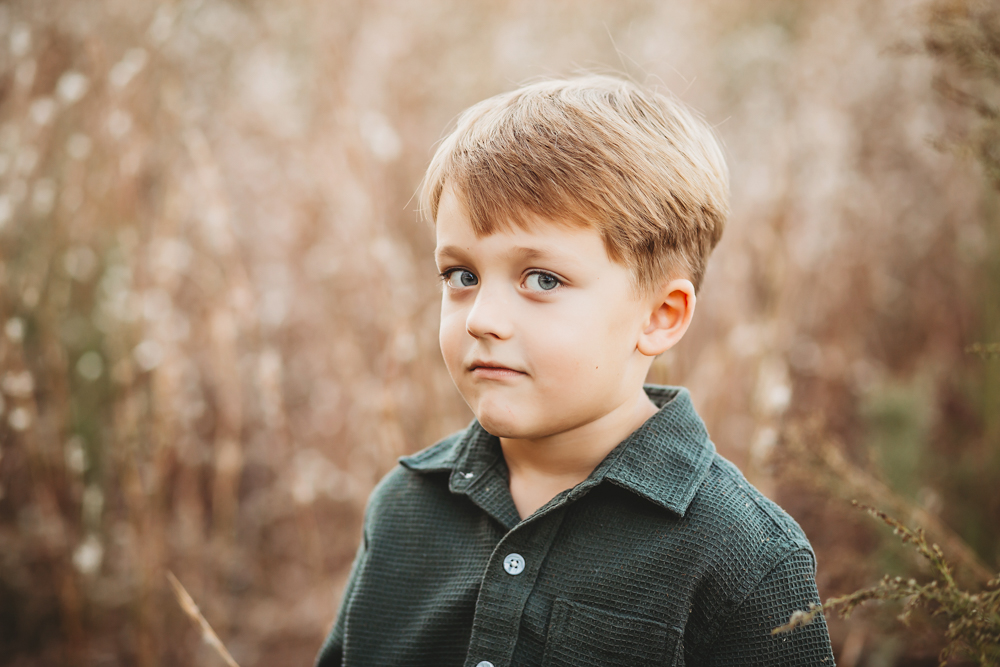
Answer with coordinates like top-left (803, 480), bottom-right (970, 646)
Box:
top-left (464, 510), bottom-right (568, 667)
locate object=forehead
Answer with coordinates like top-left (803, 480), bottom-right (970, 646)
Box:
top-left (434, 186), bottom-right (610, 265)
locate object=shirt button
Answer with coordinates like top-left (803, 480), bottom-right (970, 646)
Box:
top-left (503, 553), bottom-right (525, 575)
top-left (475, 662), bottom-right (494, 667)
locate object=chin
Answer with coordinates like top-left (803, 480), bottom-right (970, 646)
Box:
top-left (468, 394), bottom-right (530, 439)
top-left (475, 403), bottom-right (562, 441)
top-left (473, 409), bottom-right (522, 438)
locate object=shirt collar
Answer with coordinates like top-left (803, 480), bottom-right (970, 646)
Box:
top-left (399, 385), bottom-right (716, 517)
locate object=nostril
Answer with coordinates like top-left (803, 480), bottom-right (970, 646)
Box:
top-left (464, 290), bottom-right (513, 340)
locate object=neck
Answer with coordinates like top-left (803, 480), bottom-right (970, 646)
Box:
top-left (500, 388), bottom-right (659, 518)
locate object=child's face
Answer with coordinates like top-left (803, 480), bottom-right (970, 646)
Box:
top-left (434, 187), bottom-right (658, 441)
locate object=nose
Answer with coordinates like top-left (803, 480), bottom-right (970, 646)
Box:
top-left (465, 284), bottom-right (514, 340)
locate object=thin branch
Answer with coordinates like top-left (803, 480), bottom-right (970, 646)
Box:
top-left (166, 571), bottom-right (241, 667)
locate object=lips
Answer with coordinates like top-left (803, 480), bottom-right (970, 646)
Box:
top-left (468, 360), bottom-right (526, 377)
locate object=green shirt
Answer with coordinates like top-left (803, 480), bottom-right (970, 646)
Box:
top-left (315, 385), bottom-right (834, 666)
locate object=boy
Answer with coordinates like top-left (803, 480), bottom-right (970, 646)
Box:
top-left (316, 76), bottom-right (834, 666)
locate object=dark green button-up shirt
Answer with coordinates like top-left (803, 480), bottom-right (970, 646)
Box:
top-left (316, 386), bottom-right (834, 666)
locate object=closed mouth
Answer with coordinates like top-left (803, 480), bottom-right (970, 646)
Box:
top-left (468, 362), bottom-right (525, 375)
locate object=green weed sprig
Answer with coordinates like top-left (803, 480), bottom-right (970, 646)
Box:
top-left (773, 502), bottom-right (1000, 666)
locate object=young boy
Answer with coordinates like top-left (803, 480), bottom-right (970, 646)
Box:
top-left (315, 76), bottom-right (834, 666)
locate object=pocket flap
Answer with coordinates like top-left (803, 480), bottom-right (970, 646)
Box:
top-left (542, 598), bottom-right (680, 667)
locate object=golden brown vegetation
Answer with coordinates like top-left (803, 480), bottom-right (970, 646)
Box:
top-left (774, 3), bottom-right (1000, 664)
top-left (0, 0), bottom-right (997, 665)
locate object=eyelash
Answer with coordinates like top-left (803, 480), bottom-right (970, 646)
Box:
top-left (438, 269), bottom-right (563, 292)
top-left (524, 270), bottom-right (562, 292)
top-left (438, 268), bottom-right (476, 289)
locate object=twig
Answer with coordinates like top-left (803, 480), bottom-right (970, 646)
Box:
top-left (166, 571), bottom-right (241, 667)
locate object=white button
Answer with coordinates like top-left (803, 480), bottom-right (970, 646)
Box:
top-left (476, 662), bottom-right (494, 667)
top-left (503, 553), bottom-right (525, 575)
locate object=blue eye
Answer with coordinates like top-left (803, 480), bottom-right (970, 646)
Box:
top-left (525, 272), bottom-right (560, 291)
top-left (443, 269), bottom-right (478, 288)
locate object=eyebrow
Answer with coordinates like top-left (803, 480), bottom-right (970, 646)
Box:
top-left (434, 244), bottom-right (558, 264)
top-left (433, 245), bottom-right (468, 264)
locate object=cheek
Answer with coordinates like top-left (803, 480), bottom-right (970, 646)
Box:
top-left (532, 301), bottom-right (638, 378)
top-left (528, 306), bottom-right (609, 371)
top-left (438, 308), bottom-right (467, 369)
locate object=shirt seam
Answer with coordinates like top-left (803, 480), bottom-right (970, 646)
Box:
top-left (697, 542), bottom-right (812, 652)
top-left (711, 459), bottom-right (810, 543)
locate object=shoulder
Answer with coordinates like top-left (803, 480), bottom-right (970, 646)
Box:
top-left (682, 452), bottom-right (816, 627)
top-left (676, 450), bottom-right (818, 640)
top-left (694, 453), bottom-right (812, 555)
top-left (682, 455), bottom-right (831, 658)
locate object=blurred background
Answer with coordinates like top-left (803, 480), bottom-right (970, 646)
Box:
top-left (0, 0), bottom-right (997, 665)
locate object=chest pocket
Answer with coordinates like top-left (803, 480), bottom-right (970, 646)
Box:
top-left (541, 598), bottom-right (682, 667)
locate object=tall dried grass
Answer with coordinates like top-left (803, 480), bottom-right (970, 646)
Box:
top-left (0, 0), bottom-right (996, 664)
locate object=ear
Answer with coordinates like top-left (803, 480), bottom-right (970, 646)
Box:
top-left (636, 278), bottom-right (696, 357)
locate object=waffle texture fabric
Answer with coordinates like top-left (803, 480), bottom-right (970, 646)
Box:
top-left (315, 385), bottom-right (834, 666)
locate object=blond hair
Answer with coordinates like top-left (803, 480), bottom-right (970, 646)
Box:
top-left (419, 75), bottom-right (729, 293)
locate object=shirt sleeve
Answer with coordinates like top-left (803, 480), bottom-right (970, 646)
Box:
top-left (314, 535), bottom-right (368, 667)
top-left (702, 548), bottom-right (835, 666)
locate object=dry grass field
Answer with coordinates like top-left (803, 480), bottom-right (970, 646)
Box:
top-left (0, 0), bottom-right (997, 664)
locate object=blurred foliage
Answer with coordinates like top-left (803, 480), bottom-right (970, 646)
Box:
top-left (0, 0), bottom-right (997, 665)
top-left (920, 0), bottom-right (1000, 577)
top-left (965, 343), bottom-right (1000, 360)
top-left (774, 503), bottom-right (1000, 667)
top-left (925, 0), bottom-right (1000, 189)
top-left (774, 2), bottom-right (1000, 664)
top-left (862, 377), bottom-right (934, 501)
